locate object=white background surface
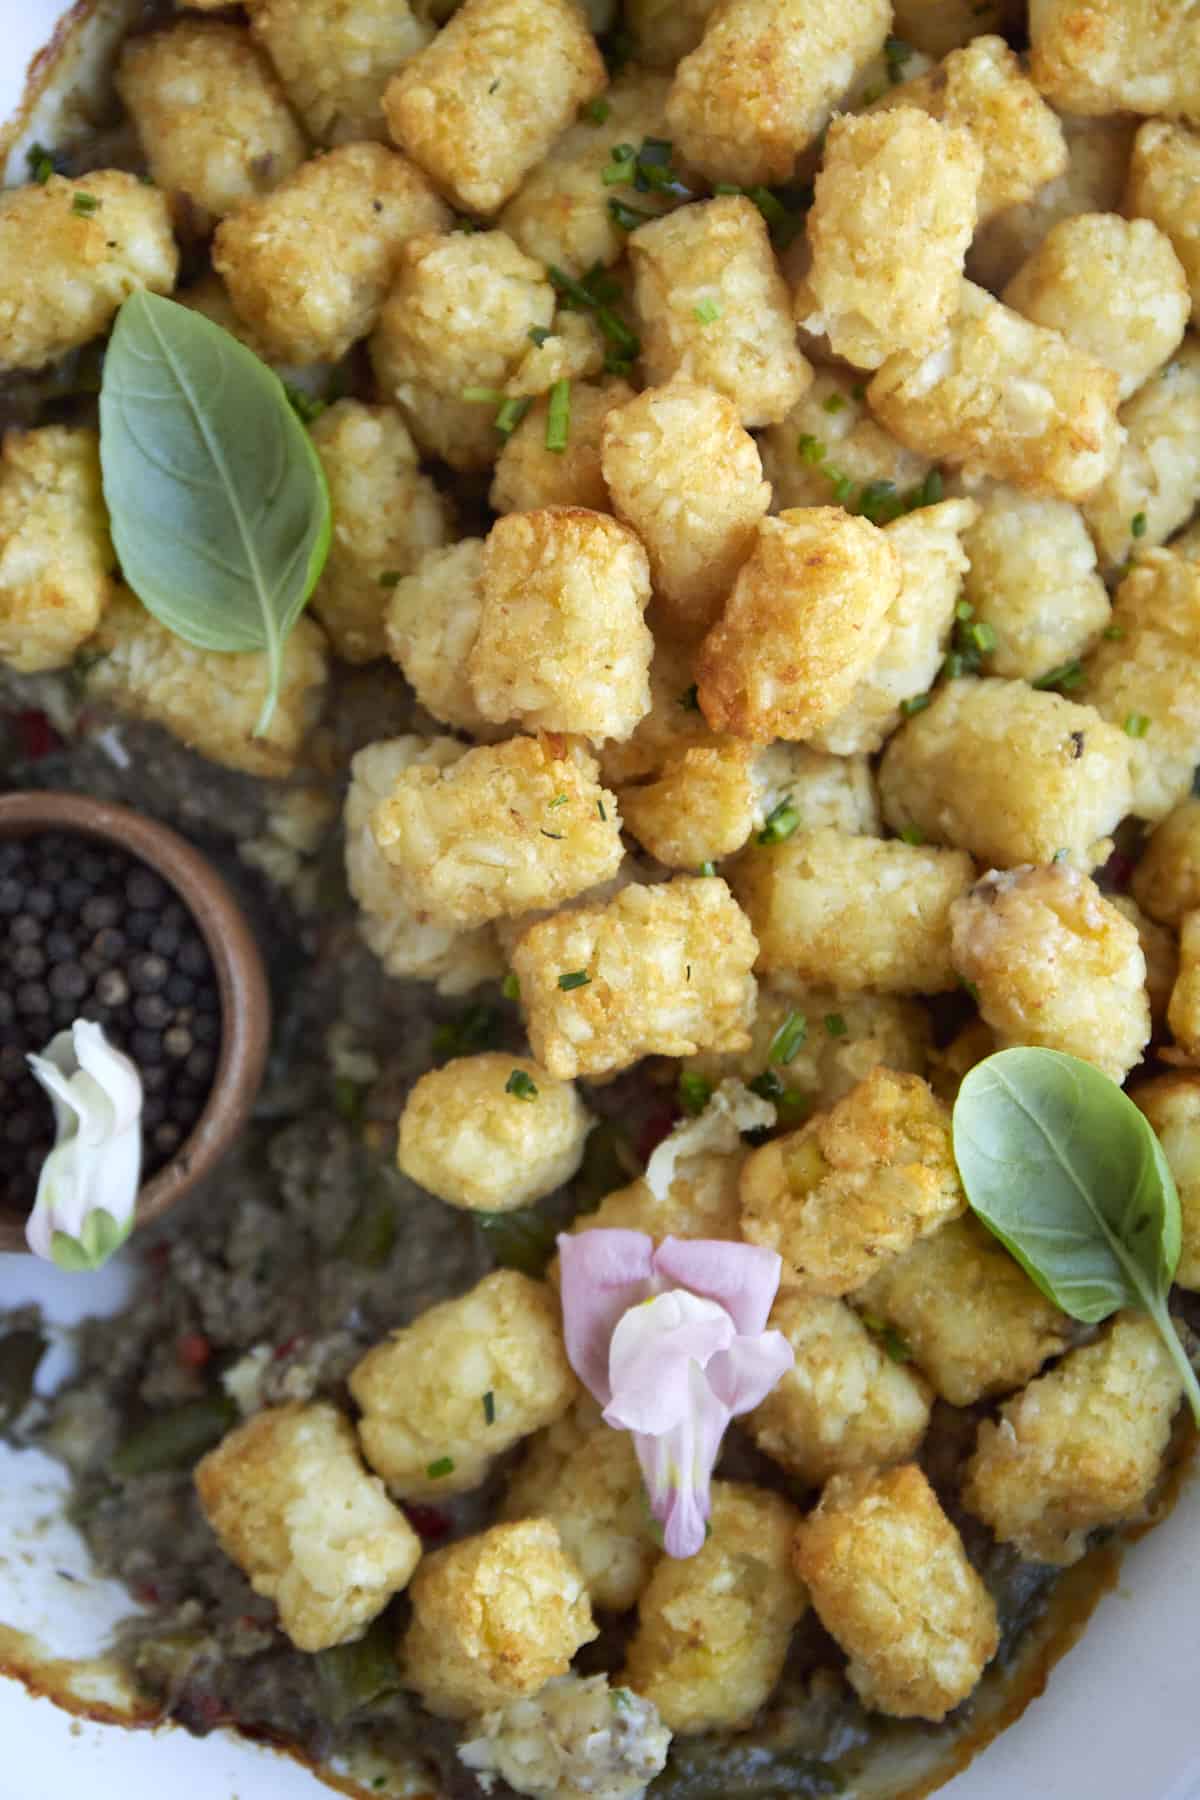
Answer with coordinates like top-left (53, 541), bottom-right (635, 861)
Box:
top-left (3, 2), bottom-right (1200, 1796)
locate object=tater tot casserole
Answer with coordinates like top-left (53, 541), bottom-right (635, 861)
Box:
top-left (2, 0), bottom-right (1200, 1797)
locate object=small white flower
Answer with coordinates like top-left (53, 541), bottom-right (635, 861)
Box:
top-left (25, 1020), bottom-right (143, 1271)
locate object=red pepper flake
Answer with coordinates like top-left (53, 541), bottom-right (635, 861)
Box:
top-left (176, 1333), bottom-right (211, 1371)
top-left (189, 1692), bottom-right (226, 1732)
top-left (405, 1503), bottom-right (451, 1542)
top-left (636, 1102), bottom-right (679, 1165)
top-left (14, 709), bottom-right (60, 760)
top-left (273, 1335), bottom-right (301, 1361)
top-left (144, 1243), bottom-right (171, 1271)
top-left (133, 1580), bottom-right (161, 1606)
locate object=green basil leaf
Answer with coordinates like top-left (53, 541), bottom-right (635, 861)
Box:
top-left (953, 1047), bottom-right (1200, 1422)
top-left (99, 292), bottom-right (331, 735)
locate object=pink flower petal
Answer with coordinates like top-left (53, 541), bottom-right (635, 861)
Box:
top-left (706, 1330), bottom-right (795, 1414)
top-left (652, 1237), bottom-right (784, 1337)
top-left (557, 1230), bottom-right (655, 1405)
top-left (604, 1290), bottom-right (734, 1436)
top-left (633, 1365), bottom-right (731, 1558)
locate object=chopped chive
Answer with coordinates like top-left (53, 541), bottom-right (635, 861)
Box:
top-left (597, 797), bottom-right (607, 820)
top-left (603, 160), bottom-right (633, 187)
top-left (610, 142), bottom-right (637, 162)
top-left (1103, 623), bottom-right (1124, 640)
top-left (502, 972), bottom-right (520, 1000)
top-left (758, 797), bottom-right (800, 845)
top-left (1131, 511), bottom-right (1147, 539)
top-left (545, 378), bottom-right (571, 452)
top-left (505, 1069), bottom-right (539, 1100)
top-left (943, 651), bottom-right (966, 680)
top-left (698, 860), bottom-right (716, 876)
top-left (540, 829), bottom-right (564, 840)
top-left (609, 198), bottom-right (654, 231)
top-left (884, 35), bottom-right (913, 80)
top-left (495, 395), bottom-right (532, 436)
top-left (558, 970), bottom-right (591, 990)
top-left (1052, 848), bottom-right (1069, 863)
top-left (528, 325), bottom-right (552, 347)
top-left (822, 393), bottom-right (846, 414)
top-left (679, 683), bottom-right (700, 711)
top-left (768, 1010), bottom-right (808, 1066)
top-left (549, 793), bottom-right (568, 808)
top-left (483, 1390), bottom-right (496, 1422)
top-left (71, 192), bottom-right (100, 216)
top-left (425, 1456), bottom-right (455, 1479)
top-left (1032, 659), bottom-right (1084, 692)
top-left (27, 142), bottom-right (55, 184)
top-left (284, 383), bottom-right (326, 425)
top-left (584, 97), bottom-right (611, 125)
top-left (378, 569), bottom-right (403, 589)
top-left (828, 470), bottom-right (854, 504)
top-left (693, 298), bottom-right (722, 324)
top-left (913, 468), bottom-right (943, 508)
top-left (1124, 712), bottom-right (1150, 738)
top-left (963, 619), bottom-right (997, 654)
top-left (797, 433), bottom-right (825, 464)
top-left (748, 1068), bottom-right (807, 1120)
top-left (823, 1013), bottom-right (848, 1039)
top-left (900, 693), bottom-right (931, 717)
top-left (744, 185), bottom-right (787, 227)
top-left (899, 825), bottom-right (925, 845)
top-left (462, 385), bottom-right (506, 404)
top-left (678, 1070), bottom-right (713, 1116)
top-left (955, 599), bottom-right (975, 623)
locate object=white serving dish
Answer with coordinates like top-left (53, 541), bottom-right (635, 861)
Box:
top-left (2, 6), bottom-right (1199, 1797)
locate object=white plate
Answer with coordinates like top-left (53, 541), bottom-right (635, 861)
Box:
top-left (3, 6), bottom-right (1199, 1797)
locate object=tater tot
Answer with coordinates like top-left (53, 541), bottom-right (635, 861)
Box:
top-left (117, 22), bottom-right (306, 232)
top-left (665, 0), bottom-right (890, 188)
top-left (1081, 339), bottom-right (1200, 569)
top-left (759, 369), bottom-right (932, 516)
top-left (491, 379), bottom-right (633, 516)
top-left (950, 864), bottom-right (1150, 1082)
top-left (371, 230), bottom-right (554, 471)
top-left (248, 0), bottom-right (432, 145)
top-left (1132, 1074), bottom-right (1200, 1290)
top-left (469, 508), bottom-right (653, 741)
top-left (401, 1520), bottom-right (597, 1718)
top-left (1127, 121), bottom-right (1200, 327)
top-left (0, 172), bottom-right (177, 373)
top-left (793, 1464), bottom-right (999, 1721)
top-left (383, 0), bottom-right (606, 215)
top-left (397, 1052), bottom-right (592, 1210)
top-left (740, 1068), bottom-right (965, 1295)
top-left (854, 1215), bottom-right (1072, 1406)
top-left (0, 426), bottom-right (115, 673)
top-left (1029, 0), bottom-right (1200, 123)
top-left (512, 875), bottom-right (757, 1080)
top-left (878, 678), bottom-right (1132, 869)
top-left (384, 541), bottom-right (496, 736)
top-left (344, 738), bottom-right (504, 992)
top-left (1083, 550), bottom-right (1200, 821)
top-left (968, 111), bottom-right (1135, 293)
top-left (1168, 911), bottom-right (1200, 1059)
top-left (868, 281), bottom-right (1123, 503)
top-left (350, 1269), bottom-right (577, 1499)
top-left (308, 401), bottom-right (450, 663)
top-left (1133, 799), bottom-right (1200, 927)
top-left (624, 1482), bottom-right (807, 1734)
top-left (810, 498), bottom-right (978, 757)
top-left (501, 1398), bottom-right (659, 1612)
top-left (213, 144), bottom-right (450, 366)
top-left (629, 198), bottom-right (812, 428)
top-left (685, 985), bottom-right (930, 1110)
top-left (730, 829), bottom-right (973, 996)
top-left (195, 1402), bottom-right (422, 1654)
top-left (596, 637), bottom-right (715, 788)
top-left (500, 72), bottom-right (676, 277)
top-left (88, 590), bottom-right (327, 780)
top-left (1112, 894), bottom-right (1179, 1031)
top-left (958, 483), bottom-right (1110, 683)
top-left (963, 1315), bottom-right (1184, 1565)
top-left (619, 743), bottom-right (758, 870)
top-left (746, 1293), bottom-right (932, 1487)
top-left (371, 733), bottom-right (623, 929)
top-left (873, 35), bottom-right (1067, 224)
top-left (696, 508), bottom-right (901, 742)
top-left (801, 110), bottom-right (980, 370)
top-left (749, 741), bottom-right (882, 839)
top-left (601, 383), bottom-right (769, 642)
top-left (1003, 214), bottom-right (1189, 401)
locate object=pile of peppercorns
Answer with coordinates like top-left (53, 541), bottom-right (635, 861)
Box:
top-left (0, 832), bottom-right (221, 1213)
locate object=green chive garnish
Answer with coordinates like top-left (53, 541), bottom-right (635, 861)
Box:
top-left (545, 378), bottom-right (571, 452)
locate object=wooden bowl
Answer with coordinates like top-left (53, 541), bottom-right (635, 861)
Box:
top-left (0, 791), bottom-right (270, 1254)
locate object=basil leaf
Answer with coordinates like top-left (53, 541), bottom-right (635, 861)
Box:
top-left (99, 292), bottom-right (331, 735)
top-left (953, 1047), bottom-right (1200, 1422)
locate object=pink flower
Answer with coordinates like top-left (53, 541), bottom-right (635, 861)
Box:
top-left (557, 1230), bottom-right (793, 1558)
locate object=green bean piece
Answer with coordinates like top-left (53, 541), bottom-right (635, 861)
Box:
top-left (111, 1394), bottom-right (238, 1478)
top-left (476, 1206), bottom-right (559, 1277)
top-left (314, 1614), bottom-right (403, 1724)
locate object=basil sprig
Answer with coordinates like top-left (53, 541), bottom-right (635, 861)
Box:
top-left (953, 1047), bottom-right (1200, 1423)
top-left (99, 292), bottom-right (332, 735)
